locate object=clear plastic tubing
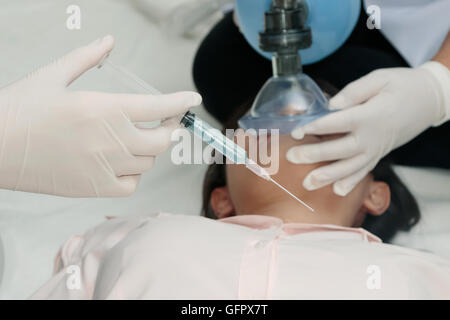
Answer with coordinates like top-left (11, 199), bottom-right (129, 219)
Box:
top-left (98, 59), bottom-right (314, 212)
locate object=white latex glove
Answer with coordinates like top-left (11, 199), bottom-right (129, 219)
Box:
top-left (287, 62), bottom-right (450, 196)
top-left (0, 35), bottom-right (202, 197)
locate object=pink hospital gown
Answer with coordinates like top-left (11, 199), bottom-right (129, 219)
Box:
top-left (31, 213), bottom-right (450, 299)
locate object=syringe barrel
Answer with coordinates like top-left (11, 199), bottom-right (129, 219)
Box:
top-left (180, 111), bottom-right (247, 164)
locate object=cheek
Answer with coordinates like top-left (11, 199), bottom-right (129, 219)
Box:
top-left (227, 134), bottom-right (328, 206)
top-left (226, 164), bottom-right (264, 212)
top-left (346, 175), bottom-right (372, 204)
top-left (335, 175), bottom-right (373, 224)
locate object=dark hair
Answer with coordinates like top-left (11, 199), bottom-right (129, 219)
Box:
top-left (201, 81), bottom-right (420, 243)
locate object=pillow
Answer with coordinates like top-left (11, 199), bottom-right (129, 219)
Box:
top-left (392, 166), bottom-right (450, 259)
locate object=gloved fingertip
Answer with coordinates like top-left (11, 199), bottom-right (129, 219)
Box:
top-left (303, 174), bottom-right (322, 191)
top-left (89, 35), bottom-right (114, 48)
top-left (333, 182), bottom-right (351, 197)
top-left (100, 35), bottom-right (115, 53)
top-left (303, 175), bottom-right (317, 191)
top-left (173, 91), bottom-right (202, 107)
top-left (303, 172), bottom-right (332, 191)
top-left (286, 148), bottom-right (302, 164)
top-left (329, 94), bottom-right (347, 110)
top-left (102, 34), bottom-right (114, 44)
top-left (286, 148), bottom-right (311, 164)
top-left (291, 128), bottom-right (305, 140)
top-left (190, 92), bottom-right (202, 106)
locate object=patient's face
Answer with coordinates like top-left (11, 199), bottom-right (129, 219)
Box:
top-left (212, 133), bottom-right (390, 227)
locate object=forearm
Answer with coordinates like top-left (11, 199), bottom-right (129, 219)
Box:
top-left (433, 32), bottom-right (450, 69)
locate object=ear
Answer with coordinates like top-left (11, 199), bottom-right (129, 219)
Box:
top-left (363, 181), bottom-right (391, 216)
top-left (210, 187), bottom-right (235, 219)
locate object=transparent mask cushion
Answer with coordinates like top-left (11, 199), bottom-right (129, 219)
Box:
top-left (238, 109), bottom-right (336, 134)
top-left (238, 73), bottom-right (336, 134)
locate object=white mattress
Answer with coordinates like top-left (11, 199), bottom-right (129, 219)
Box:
top-left (0, 0), bottom-right (449, 299)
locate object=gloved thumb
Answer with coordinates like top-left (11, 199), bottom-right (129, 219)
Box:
top-left (53, 35), bottom-right (115, 87)
top-left (329, 69), bottom-right (388, 110)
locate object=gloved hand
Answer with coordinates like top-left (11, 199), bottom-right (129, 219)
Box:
top-left (0, 35), bottom-right (202, 197)
top-left (287, 62), bottom-right (450, 196)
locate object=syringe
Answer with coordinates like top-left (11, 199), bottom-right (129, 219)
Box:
top-left (98, 59), bottom-right (314, 212)
top-left (181, 111), bottom-right (314, 212)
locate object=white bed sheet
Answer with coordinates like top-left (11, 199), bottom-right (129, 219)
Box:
top-left (0, 0), bottom-right (449, 300)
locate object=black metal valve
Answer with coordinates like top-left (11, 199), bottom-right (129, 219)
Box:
top-left (259, 0), bottom-right (312, 76)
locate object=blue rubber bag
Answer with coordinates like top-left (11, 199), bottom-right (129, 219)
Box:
top-left (235, 0), bottom-right (361, 65)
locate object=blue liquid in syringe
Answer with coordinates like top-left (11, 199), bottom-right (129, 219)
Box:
top-left (180, 111), bottom-right (247, 165)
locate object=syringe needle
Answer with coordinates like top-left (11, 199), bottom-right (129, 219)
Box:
top-left (268, 177), bottom-right (315, 212)
top-left (245, 159), bottom-right (314, 212)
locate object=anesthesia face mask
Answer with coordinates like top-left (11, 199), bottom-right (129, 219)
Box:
top-left (238, 72), bottom-right (335, 134)
top-left (236, 0), bottom-right (358, 134)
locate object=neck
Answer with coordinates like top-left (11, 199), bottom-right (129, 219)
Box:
top-left (240, 200), bottom-right (357, 227)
